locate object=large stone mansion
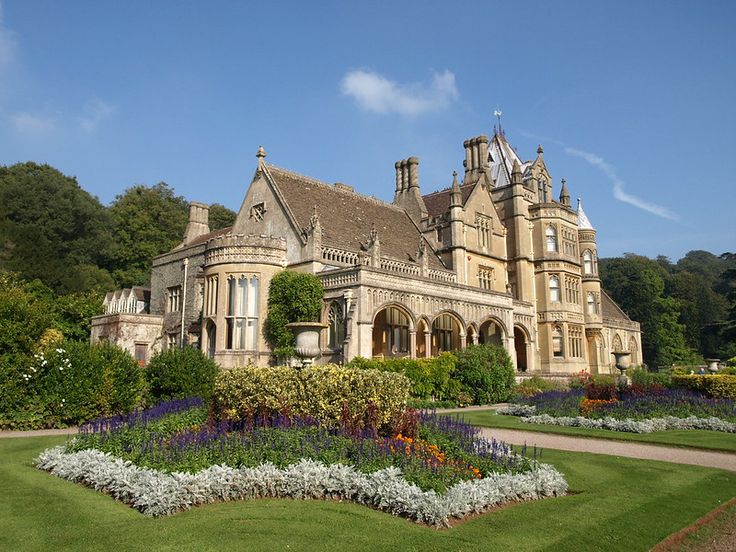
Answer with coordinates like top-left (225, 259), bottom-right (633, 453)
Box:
top-left (91, 129), bottom-right (642, 375)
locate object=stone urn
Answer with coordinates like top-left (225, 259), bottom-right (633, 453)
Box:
top-left (286, 322), bottom-right (328, 367)
top-left (612, 351), bottom-right (631, 385)
top-left (705, 359), bottom-right (720, 373)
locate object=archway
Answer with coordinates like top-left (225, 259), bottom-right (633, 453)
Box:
top-left (372, 305), bottom-right (412, 358)
top-left (415, 318), bottom-right (429, 358)
top-left (513, 326), bottom-right (528, 372)
top-left (478, 318), bottom-right (504, 347)
top-left (431, 313), bottom-right (462, 355)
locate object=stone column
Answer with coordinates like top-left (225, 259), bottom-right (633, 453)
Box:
top-left (424, 331), bottom-right (431, 358)
top-left (409, 330), bottom-right (417, 359)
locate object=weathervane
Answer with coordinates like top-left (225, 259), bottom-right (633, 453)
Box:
top-left (493, 108), bottom-right (503, 135)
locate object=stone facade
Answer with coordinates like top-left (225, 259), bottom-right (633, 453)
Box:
top-left (91, 131), bottom-right (642, 375)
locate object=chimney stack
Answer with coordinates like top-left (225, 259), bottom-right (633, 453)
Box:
top-left (183, 202), bottom-right (210, 244)
top-left (392, 157), bottom-right (427, 223)
top-left (463, 135), bottom-right (489, 179)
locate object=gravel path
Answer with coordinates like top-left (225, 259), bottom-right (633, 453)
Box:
top-left (0, 428), bottom-right (77, 439)
top-left (477, 427), bottom-right (736, 472)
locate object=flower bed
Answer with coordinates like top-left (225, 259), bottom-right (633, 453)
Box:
top-left (37, 399), bottom-right (567, 526)
top-left (497, 387), bottom-right (736, 434)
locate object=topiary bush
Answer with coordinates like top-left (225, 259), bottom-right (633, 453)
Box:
top-left (453, 344), bottom-right (515, 405)
top-left (146, 347), bottom-right (219, 402)
top-left (264, 270), bottom-right (324, 356)
top-left (212, 364), bottom-right (410, 430)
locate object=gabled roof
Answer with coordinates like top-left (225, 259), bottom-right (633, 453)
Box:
top-left (422, 182), bottom-right (476, 217)
top-left (601, 289), bottom-right (631, 321)
top-left (186, 226), bottom-right (231, 246)
top-left (264, 165), bottom-right (447, 270)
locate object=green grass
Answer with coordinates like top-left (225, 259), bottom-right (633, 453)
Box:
top-left (1, 436), bottom-right (735, 551)
top-left (458, 411), bottom-right (736, 452)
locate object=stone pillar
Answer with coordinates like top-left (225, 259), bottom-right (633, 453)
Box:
top-left (409, 330), bottom-right (417, 359)
top-left (460, 333), bottom-right (467, 350)
top-left (424, 331), bottom-right (431, 358)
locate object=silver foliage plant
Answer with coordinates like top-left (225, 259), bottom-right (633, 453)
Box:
top-left (497, 405), bottom-right (735, 433)
top-left (36, 445), bottom-right (567, 526)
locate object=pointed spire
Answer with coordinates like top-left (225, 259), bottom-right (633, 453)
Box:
top-left (559, 178), bottom-right (570, 206)
top-left (577, 198), bottom-right (595, 230)
top-left (511, 159), bottom-right (522, 185)
top-left (450, 170), bottom-right (462, 207)
top-left (256, 145), bottom-right (266, 169)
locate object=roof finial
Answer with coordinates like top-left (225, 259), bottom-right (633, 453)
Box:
top-left (537, 144), bottom-right (544, 155)
top-left (256, 145), bottom-right (266, 169)
top-left (493, 108), bottom-right (503, 135)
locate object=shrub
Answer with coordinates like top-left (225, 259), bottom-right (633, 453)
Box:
top-left (629, 367), bottom-right (672, 389)
top-left (584, 375), bottom-right (617, 401)
top-left (453, 344), bottom-right (515, 405)
top-left (146, 347), bottom-right (219, 402)
top-left (515, 376), bottom-right (563, 397)
top-left (568, 370), bottom-right (591, 390)
top-left (671, 374), bottom-right (736, 399)
top-left (0, 340), bottom-right (144, 429)
top-left (212, 365), bottom-right (410, 430)
top-left (345, 353), bottom-right (458, 401)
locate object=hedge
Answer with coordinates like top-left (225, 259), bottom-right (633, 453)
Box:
top-left (345, 354), bottom-right (458, 401)
top-left (146, 347), bottom-right (219, 402)
top-left (671, 375), bottom-right (736, 399)
top-left (212, 365), bottom-right (410, 429)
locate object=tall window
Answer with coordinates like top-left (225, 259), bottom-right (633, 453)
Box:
top-left (538, 178), bottom-right (547, 203)
top-left (205, 275), bottom-right (218, 316)
top-left (562, 228), bottom-right (578, 256)
top-left (549, 275), bottom-right (561, 302)
top-left (568, 325), bottom-right (583, 358)
top-left (166, 333), bottom-right (178, 349)
top-left (583, 250), bottom-right (594, 275)
top-left (564, 276), bottom-right (580, 304)
top-left (167, 286), bottom-right (182, 312)
top-left (545, 225), bottom-right (557, 252)
top-left (552, 326), bottom-right (564, 357)
top-left (327, 302), bottom-right (345, 350)
top-left (225, 275), bottom-right (260, 350)
top-left (475, 214), bottom-right (492, 249)
top-left (587, 292), bottom-right (598, 314)
top-left (478, 266), bottom-right (494, 290)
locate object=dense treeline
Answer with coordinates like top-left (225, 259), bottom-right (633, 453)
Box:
top-left (0, 161), bottom-right (734, 370)
top-left (600, 252), bottom-right (736, 368)
top-left (0, 162), bottom-right (236, 294)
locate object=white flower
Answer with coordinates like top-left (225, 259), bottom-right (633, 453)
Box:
top-left (56, 348), bottom-right (64, 353)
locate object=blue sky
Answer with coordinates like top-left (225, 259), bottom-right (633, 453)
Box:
top-left (1, 1), bottom-right (734, 261)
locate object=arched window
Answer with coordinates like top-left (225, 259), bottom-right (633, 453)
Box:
top-left (432, 314), bottom-right (460, 353)
top-left (546, 225), bottom-right (557, 253)
top-left (583, 250), bottom-right (594, 275)
top-left (538, 178), bottom-right (547, 203)
top-left (549, 275), bottom-right (561, 302)
top-left (327, 302), bottom-right (345, 350)
top-left (552, 326), bottom-right (564, 357)
top-left (225, 275), bottom-right (260, 350)
top-left (587, 292), bottom-right (598, 314)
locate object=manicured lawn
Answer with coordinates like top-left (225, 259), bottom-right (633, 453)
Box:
top-left (2, 436), bottom-right (735, 551)
top-left (458, 411), bottom-right (736, 453)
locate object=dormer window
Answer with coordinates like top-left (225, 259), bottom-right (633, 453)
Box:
top-left (250, 202), bottom-right (265, 222)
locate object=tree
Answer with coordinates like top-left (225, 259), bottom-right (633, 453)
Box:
top-left (600, 254), bottom-right (694, 367)
top-left (208, 203), bottom-right (236, 230)
top-left (0, 162), bottom-right (115, 293)
top-left (264, 271), bottom-right (324, 353)
top-left (108, 183), bottom-right (189, 287)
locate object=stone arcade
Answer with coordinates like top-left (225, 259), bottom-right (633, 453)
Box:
top-left (91, 130), bottom-right (642, 375)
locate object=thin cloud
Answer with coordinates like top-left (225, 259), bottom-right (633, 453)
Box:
top-left (0, 1), bottom-right (18, 70)
top-left (564, 146), bottom-right (679, 221)
top-left (78, 98), bottom-right (116, 132)
top-left (340, 69), bottom-right (458, 116)
top-left (11, 112), bottom-right (55, 136)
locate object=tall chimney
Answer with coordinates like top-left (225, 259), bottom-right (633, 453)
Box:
top-left (464, 139), bottom-right (472, 175)
top-left (183, 202), bottom-right (210, 244)
top-left (477, 135), bottom-right (489, 172)
top-left (407, 157), bottom-right (419, 189)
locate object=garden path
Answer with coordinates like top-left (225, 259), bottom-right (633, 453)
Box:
top-left (477, 427), bottom-right (736, 472)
